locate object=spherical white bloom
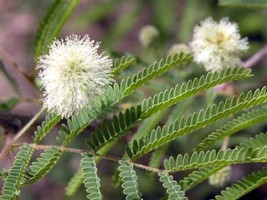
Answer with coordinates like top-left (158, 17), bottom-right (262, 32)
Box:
top-left (190, 17), bottom-right (249, 72)
top-left (139, 25), bottom-right (159, 47)
top-left (37, 35), bottom-right (113, 118)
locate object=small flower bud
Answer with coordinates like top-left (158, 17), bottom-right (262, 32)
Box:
top-left (139, 25), bottom-right (159, 48)
top-left (209, 166), bottom-right (231, 187)
top-left (167, 43), bottom-right (191, 56)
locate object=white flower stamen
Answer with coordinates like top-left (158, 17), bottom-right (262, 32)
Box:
top-left (190, 17), bottom-right (249, 72)
top-left (37, 35), bottom-right (113, 118)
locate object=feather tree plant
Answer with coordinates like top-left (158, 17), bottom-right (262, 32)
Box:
top-left (1, 1), bottom-right (267, 200)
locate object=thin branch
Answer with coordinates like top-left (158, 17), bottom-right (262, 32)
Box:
top-left (222, 136), bottom-right (229, 151)
top-left (13, 107), bottom-right (45, 142)
top-left (0, 108), bottom-right (45, 161)
top-left (13, 143), bottom-right (163, 173)
top-left (0, 47), bottom-right (34, 79)
top-left (243, 45), bottom-right (267, 68)
top-left (0, 134), bottom-right (13, 162)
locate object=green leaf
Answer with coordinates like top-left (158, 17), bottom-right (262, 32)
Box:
top-left (81, 154), bottom-right (102, 200)
top-left (0, 145), bottom-right (34, 200)
top-left (149, 99), bottom-right (193, 173)
top-left (34, 113), bottom-right (61, 143)
top-left (141, 67), bottom-right (252, 119)
top-left (163, 146), bottom-right (267, 172)
top-left (122, 53), bottom-right (192, 97)
top-left (118, 160), bottom-right (142, 200)
top-left (22, 147), bottom-right (62, 185)
top-left (0, 169), bottom-right (8, 182)
top-left (215, 167), bottom-right (267, 200)
top-left (66, 143), bottom-right (114, 197)
top-left (179, 166), bottom-right (226, 191)
top-left (113, 55), bottom-right (136, 75)
top-left (158, 172), bottom-right (187, 200)
top-left (180, 132), bottom-right (267, 191)
top-left (34, 0), bottom-right (80, 58)
top-left (87, 67), bottom-right (252, 151)
top-left (65, 169), bottom-right (83, 197)
top-left (239, 132), bottom-right (267, 149)
top-left (195, 106), bottom-right (267, 151)
top-left (0, 98), bottom-right (19, 112)
top-left (219, 0), bottom-right (267, 8)
top-left (127, 87), bottom-right (267, 160)
top-left (132, 110), bottom-right (166, 145)
top-left (85, 105), bottom-right (142, 150)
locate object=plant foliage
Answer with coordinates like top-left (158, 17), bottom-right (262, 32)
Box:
top-left (195, 106), bottom-right (267, 151)
top-left (65, 169), bottom-right (83, 197)
top-left (88, 67), bottom-right (252, 151)
top-left (34, 0), bottom-right (80, 58)
top-left (0, 145), bottom-right (34, 199)
top-left (163, 146), bottom-right (267, 172)
top-left (118, 161), bottom-right (142, 200)
top-left (158, 172), bottom-right (187, 200)
top-left (81, 154), bottom-right (102, 200)
top-left (2, 3), bottom-right (267, 198)
top-left (127, 87), bottom-right (267, 159)
top-left (215, 167), bottom-right (267, 200)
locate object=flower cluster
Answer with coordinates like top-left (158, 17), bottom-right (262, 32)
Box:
top-left (37, 35), bottom-right (113, 118)
top-left (190, 17), bottom-right (249, 72)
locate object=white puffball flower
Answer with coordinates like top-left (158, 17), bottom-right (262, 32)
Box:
top-left (139, 25), bottom-right (159, 48)
top-left (190, 17), bottom-right (249, 72)
top-left (37, 35), bottom-right (113, 118)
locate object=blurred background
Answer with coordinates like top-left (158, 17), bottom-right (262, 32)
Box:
top-left (1, 0), bottom-right (267, 199)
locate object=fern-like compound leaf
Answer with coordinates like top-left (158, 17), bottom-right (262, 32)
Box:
top-left (118, 160), bottom-right (142, 200)
top-left (141, 67), bottom-right (252, 118)
top-left (81, 154), bottom-right (102, 200)
top-left (34, 0), bottom-right (80, 58)
top-left (22, 147), bottom-right (62, 185)
top-left (34, 113), bottom-right (61, 143)
top-left (122, 53), bottom-right (192, 97)
top-left (65, 169), bottom-right (83, 197)
top-left (215, 167), bottom-right (267, 200)
top-left (180, 132), bottom-right (267, 191)
top-left (179, 166), bottom-right (226, 191)
top-left (195, 107), bottom-right (267, 151)
top-left (158, 172), bottom-right (187, 200)
top-left (87, 67), bottom-right (252, 151)
top-left (239, 132), bottom-right (267, 149)
top-left (131, 110), bottom-right (166, 146)
top-left (0, 145), bottom-right (34, 200)
top-left (127, 87), bottom-right (267, 160)
top-left (112, 55), bottom-right (136, 75)
top-left (87, 105), bottom-right (142, 150)
top-left (163, 146), bottom-right (267, 172)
